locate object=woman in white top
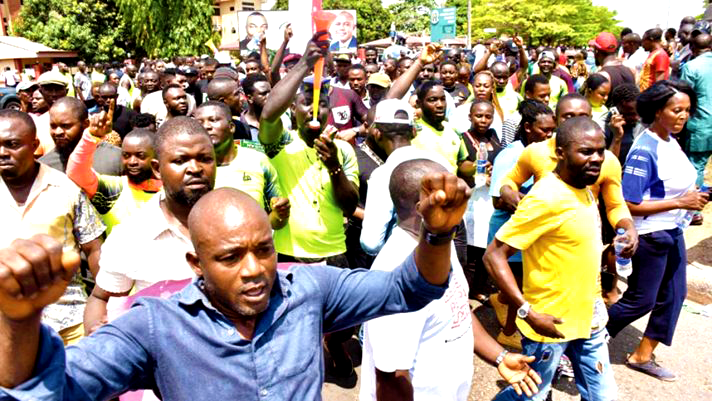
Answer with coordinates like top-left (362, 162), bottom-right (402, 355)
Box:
top-left (607, 80), bottom-right (709, 381)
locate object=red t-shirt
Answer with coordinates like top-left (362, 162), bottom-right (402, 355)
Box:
top-left (327, 87), bottom-right (368, 131)
top-left (639, 49), bottom-right (670, 91)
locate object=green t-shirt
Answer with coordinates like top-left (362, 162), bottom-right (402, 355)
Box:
top-left (265, 130), bottom-right (359, 258)
top-left (215, 145), bottom-right (282, 209)
top-left (412, 119), bottom-right (467, 173)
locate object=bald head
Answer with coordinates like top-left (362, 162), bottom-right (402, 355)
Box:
top-left (691, 33), bottom-right (712, 55)
top-left (50, 97), bottom-right (88, 122)
top-left (207, 78), bottom-right (239, 100)
top-left (390, 159), bottom-right (447, 222)
top-left (99, 83), bottom-right (117, 96)
top-left (188, 187), bottom-right (269, 253)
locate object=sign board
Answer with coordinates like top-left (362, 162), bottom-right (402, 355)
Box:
top-left (484, 28), bottom-right (497, 33)
top-left (430, 7), bottom-right (456, 43)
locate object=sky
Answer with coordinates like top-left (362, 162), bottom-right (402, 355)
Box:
top-left (593, 0), bottom-right (705, 34)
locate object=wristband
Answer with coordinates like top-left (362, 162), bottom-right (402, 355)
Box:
top-left (422, 224), bottom-right (457, 246)
top-left (328, 167), bottom-right (343, 176)
top-left (495, 349), bottom-right (509, 366)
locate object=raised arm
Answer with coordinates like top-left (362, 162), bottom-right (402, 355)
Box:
top-left (259, 33), bottom-right (328, 145)
top-left (385, 43), bottom-right (443, 100)
top-left (0, 235), bottom-right (80, 388)
top-left (66, 101), bottom-right (115, 198)
top-left (473, 41), bottom-right (500, 73)
top-left (269, 24), bottom-right (293, 86)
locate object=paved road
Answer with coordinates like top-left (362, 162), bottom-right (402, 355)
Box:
top-left (322, 293), bottom-right (712, 400)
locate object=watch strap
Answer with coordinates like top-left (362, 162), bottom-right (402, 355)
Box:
top-left (422, 225), bottom-right (457, 246)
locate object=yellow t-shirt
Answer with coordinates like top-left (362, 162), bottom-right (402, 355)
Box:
top-left (215, 145), bottom-right (281, 209)
top-left (97, 175), bottom-right (158, 235)
top-left (497, 84), bottom-right (523, 118)
top-left (499, 136), bottom-right (630, 227)
top-left (412, 119), bottom-right (467, 173)
top-left (496, 173), bottom-right (602, 342)
top-left (267, 131), bottom-right (359, 258)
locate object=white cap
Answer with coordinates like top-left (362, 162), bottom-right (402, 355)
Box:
top-left (374, 98), bottom-right (414, 125)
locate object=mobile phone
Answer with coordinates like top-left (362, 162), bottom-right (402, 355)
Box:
top-left (609, 106), bottom-right (619, 116)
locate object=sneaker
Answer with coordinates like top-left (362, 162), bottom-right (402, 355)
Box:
top-left (556, 354), bottom-right (575, 378)
top-left (491, 293), bottom-right (509, 327)
top-left (496, 330), bottom-right (523, 351)
top-left (626, 358), bottom-right (677, 381)
top-left (691, 213), bottom-right (703, 226)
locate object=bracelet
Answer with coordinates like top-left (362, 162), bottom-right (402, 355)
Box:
top-left (328, 167), bottom-right (343, 176)
top-left (495, 349), bottom-right (509, 366)
top-left (421, 223), bottom-right (457, 246)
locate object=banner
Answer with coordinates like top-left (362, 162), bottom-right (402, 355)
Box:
top-left (236, 10), bottom-right (358, 56)
top-left (430, 7), bottom-right (457, 43)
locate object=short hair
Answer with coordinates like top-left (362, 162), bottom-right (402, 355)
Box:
top-left (609, 83), bottom-right (640, 107)
top-left (154, 116), bottom-right (210, 159)
top-left (416, 80), bottom-right (443, 102)
top-left (666, 28), bottom-right (677, 37)
top-left (349, 64), bottom-right (366, 73)
top-left (524, 74), bottom-right (550, 93)
top-left (365, 46), bottom-right (377, 53)
top-left (162, 83), bottom-right (184, 100)
top-left (555, 116), bottom-right (601, 150)
top-left (203, 57), bottom-right (219, 67)
top-left (241, 73), bottom-right (269, 96)
top-left (439, 59), bottom-right (457, 70)
top-left (555, 93), bottom-right (588, 119)
top-left (0, 109), bottom-right (36, 138)
top-left (130, 113), bottom-right (156, 129)
top-left (644, 28), bottom-right (663, 41)
top-left (469, 98), bottom-right (494, 113)
top-left (206, 77), bottom-right (239, 100)
top-left (98, 82), bottom-right (118, 95)
top-left (636, 80), bottom-right (697, 125)
top-left (396, 57), bottom-right (412, 69)
top-left (162, 67), bottom-right (179, 79)
top-left (196, 100), bottom-right (233, 120)
top-left (620, 27), bottom-right (633, 37)
top-left (390, 159), bottom-right (447, 221)
top-left (515, 100), bottom-right (553, 145)
top-left (622, 33), bottom-right (641, 44)
top-left (52, 97), bottom-right (88, 121)
top-left (490, 61), bottom-right (508, 73)
top-left (581, 74), bottom-right (609, 95)
top-left (123, 128), bottom-right (156, 149)
top-left (247, 11), bottom-right (265, 21)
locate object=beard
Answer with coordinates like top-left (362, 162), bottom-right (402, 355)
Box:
top-left (124, 166), bottom-right (153, 184)
top-left (165, 184), bottom-right (210, 207)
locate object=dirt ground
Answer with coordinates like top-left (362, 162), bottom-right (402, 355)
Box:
top-left (322, 158), bottom-right (712, 401)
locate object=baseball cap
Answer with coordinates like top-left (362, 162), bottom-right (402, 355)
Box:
top-left (504, 39), bottom-right (518, 53)
top-left (16, 81), bottom-right (38, 92)
top-left (692, 20), bottom-right (711, 35)
top-left (538, 51), bottom-right (556, 62)
top-left (333, 53), bottom-right (352, 63)
top-left (283, 53), bottom-right (302, 64)
top-left (300, 75), bottom-right (331, 94)
top-left (37, 70), bottom-right (68, 87)
top-left (374, 98), bottom-right (414, 126)
top-left (367, 72), bottom-right (391, 88)
top-left (588, 32), bottom-right (618, 52)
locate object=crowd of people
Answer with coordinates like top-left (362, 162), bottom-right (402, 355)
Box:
top-left (0, 11), bottom-right (711, 401)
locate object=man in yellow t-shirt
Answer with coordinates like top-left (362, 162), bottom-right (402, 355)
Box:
top-left (485, 117), bottom-right (623, 401)
top-left (193, 101), bottom-right (289, 230)
top-left (411, 81), bottom-right (468, 173)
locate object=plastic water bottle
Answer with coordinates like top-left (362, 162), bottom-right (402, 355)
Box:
top-left (475, 142), bottom-right (488, 187)
top-left (676, 210), bottom-right (694, 229)
top-left (614, 228), bottom-right (632, 278)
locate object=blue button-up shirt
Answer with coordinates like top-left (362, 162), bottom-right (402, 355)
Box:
top-left (1, 253), bottom-right (447, 401)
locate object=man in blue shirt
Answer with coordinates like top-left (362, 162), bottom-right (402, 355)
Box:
top-left (0, 163), bottom-right (470, 399)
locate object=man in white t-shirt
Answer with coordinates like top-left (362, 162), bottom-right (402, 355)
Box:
top-left (360, 159), bottom-right (541, 401)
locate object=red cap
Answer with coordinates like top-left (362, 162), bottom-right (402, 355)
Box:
top-left (589, 32), bottom-right (618, 52)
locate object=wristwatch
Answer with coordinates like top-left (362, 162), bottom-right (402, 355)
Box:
top-left (516, 302), bottom-right (531, 320)
top-left (495, 349), bottom-right (509, 366)
top-left (422, 225), bottom-right (457, 246)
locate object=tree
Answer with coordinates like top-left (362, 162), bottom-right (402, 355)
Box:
top-left (13, 0), bottom-right (131, 62)
top-left (115, 0), bottom-right (217, 58)
top-left (387, 0), bottom-right (437, 35)
top-left (271, 0), bottom-right (393, 43)
top-left (446, 0), bottom-right (619, 46)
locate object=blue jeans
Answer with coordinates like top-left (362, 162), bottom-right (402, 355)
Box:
top-left (494, 329), bottom-right (617, 401)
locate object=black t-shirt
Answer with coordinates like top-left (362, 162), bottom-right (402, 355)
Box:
top-left (444, 83), bottom-right (470, 105)
top-left (112, 105), bottom-right (138, 139)
top-left (461, 128), bottom-right (502, 188)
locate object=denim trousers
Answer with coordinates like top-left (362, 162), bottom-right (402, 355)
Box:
top-left (494, 328), bottom-right (617, 401)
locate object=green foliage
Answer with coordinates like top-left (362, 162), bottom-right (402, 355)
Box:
top-left (387, 0), bottom-right (437, 34)
top-left (116, 0), bottom-right (217, 58)
top-left (446, 0), bottom-right (620, 45)
top-left (13, 0), bottom-right (129, 61)
top-left (271, 0), bottom-right (392, 43)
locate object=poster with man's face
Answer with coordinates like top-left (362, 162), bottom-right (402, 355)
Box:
top-left (237, 10), bottom-right (358, 55)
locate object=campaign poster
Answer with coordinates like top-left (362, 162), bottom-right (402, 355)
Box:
top-left (236, 10), bottom-right (358, 55)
